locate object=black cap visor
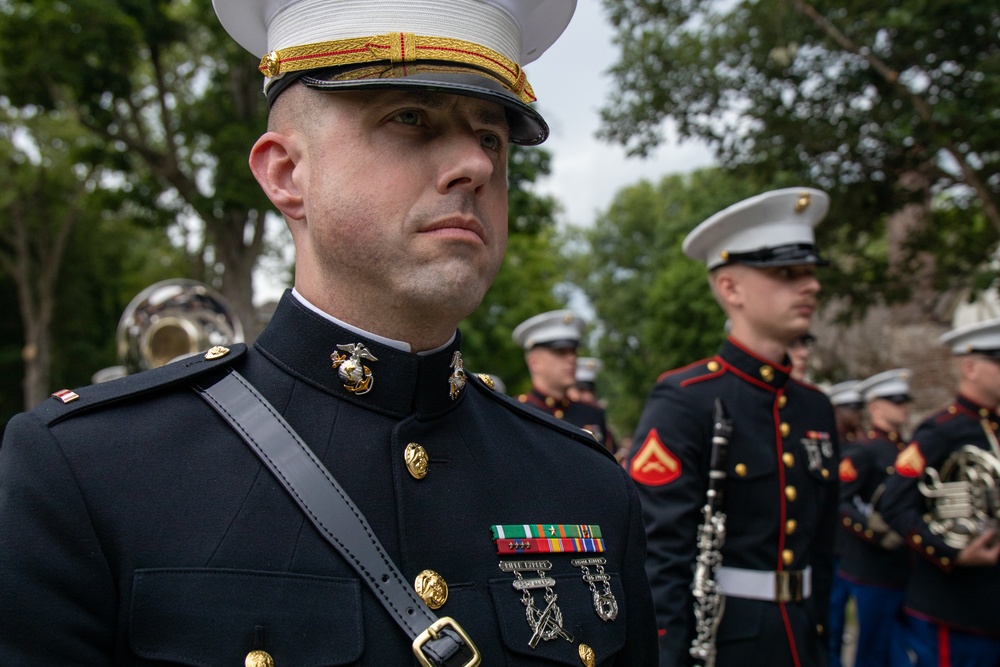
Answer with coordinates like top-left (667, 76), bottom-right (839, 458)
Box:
top-left (268, 64), bottom-right (548, 145)
top-left (723, 243), bottom-right (829, 268)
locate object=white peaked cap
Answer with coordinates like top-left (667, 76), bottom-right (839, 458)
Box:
top-left (827, 380), bottom-right (862, 406)
top-left (856, 369), bottom-right (912, 402)
top-left (576, 357), bottom-right (603, 383)
top-left (212, 0), bottom-right (577, 145)
top-left (513, 310), bottom-right (586, 350)
top-left (683, 187), bottom-right (830, 270)
top-left (940, 317), bottom-right (1000, 356)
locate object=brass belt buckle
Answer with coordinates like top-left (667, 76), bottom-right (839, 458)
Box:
top-left (774, 570), bottom-right (804, 603)
top-left (412, 617), bottom-right (482, 667)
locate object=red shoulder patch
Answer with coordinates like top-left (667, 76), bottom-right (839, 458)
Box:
top-left (839, 457), bottom-right (858, 482)
top-left (894, 442), bottom-right (926, 478)
top-left (630, 429), bottom-right (682, 486)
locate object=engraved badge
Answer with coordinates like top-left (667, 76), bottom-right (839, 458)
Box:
top-left (449, 351), bottom-right (466, 400)
top-left (499, 560), bottom-right (573, 647)
top-left (331, 343), bottom-right (377, 395)
top-left (571, 557), bottom-right (619, 622)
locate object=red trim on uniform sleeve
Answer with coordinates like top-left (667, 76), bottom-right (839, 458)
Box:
top-left (630, 429), bottom-right (682, 486)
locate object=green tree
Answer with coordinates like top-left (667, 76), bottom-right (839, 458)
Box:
top-left (0, 0), bottom-right (271, 335)
top-left (567, 168), bottom-right (773, 436)
top-left (459, 146), bottom-right (566, 396)
top-left (0, 103), bottom-right (186, 412)
top-left (599, 0), bottom-right (1000, 315)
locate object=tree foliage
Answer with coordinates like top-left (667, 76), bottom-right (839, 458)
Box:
top-left (599, 0), bottom-right (1000, 317)
top-left (0, 0), bottom-right (272, 334)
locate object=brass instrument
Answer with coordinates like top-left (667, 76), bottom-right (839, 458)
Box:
top-left (918, 443), bottom-right (1000, 550)
top-left (92, 279), bottom-right (244, 383)
top-left (690, 399), bottom-right (733, 667)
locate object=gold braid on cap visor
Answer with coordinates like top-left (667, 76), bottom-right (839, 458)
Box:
top-left (259, 32), bottom-right (536, 103)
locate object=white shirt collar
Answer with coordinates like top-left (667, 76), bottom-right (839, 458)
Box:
top-left (290, 288), bottom-right (455, 356)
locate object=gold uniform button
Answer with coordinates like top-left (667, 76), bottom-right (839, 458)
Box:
top-left (477, 373), bottom-right (495, 389)
top-left (980, 408), bottom-right (990, 418)
top-left (842, 517), bottom-right (852, 527)
top-left (947, 405), bottom-right (957, 414)
top-left (246, 650), bottom-right (274, 667)
top-left (817, 623), bottom-right (825, 635)
top-left (760, 365), bottom-right (775, 382)
top-left (579, 644), bottom-right (596, 667)
top-left (854, 523), bottom-right (862, 532)
top-left (707, 360), bottom-right (720, 372)
top-left (785, 485), bottom-right (797, 502)
top-left (554, 409), bottom-right (564, 419)
top-left (912, 534), bottom-right (923, 545)
top-left (545, 397), bottom-right (556, 407)
top-left (414, 569), bottom-right (449, 609)
top-left (782, 549), bottom-right (794, 565)
top-left (783, 453), bottom-right (795, 468)
top-left (404, 443), bottom-right (429, 480)
top-left (779, 422), bottom-right (791, 438)
top-left (886, 466), bottom-right (895, 474)
top-left (786, 519), bottom-right (797, 535)
top-left (822, 468), bottom-right (830, 479)
top-left (735, 463), bottom-right (748, 477)
top-left (778, 395), bottom-right (787, 409)
top-left (941, 557), bottom-right (951, 566)
top-left (925, 546), bottom-right (935, 555)
top-left (864, 529), bottom-right (874, 538)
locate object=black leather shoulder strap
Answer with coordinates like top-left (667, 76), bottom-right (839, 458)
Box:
top-left (196, 369), bottom-right (479, 667)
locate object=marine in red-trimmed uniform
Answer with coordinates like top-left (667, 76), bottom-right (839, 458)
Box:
top-left (836, 369), bottom-right (913, 667)
top-left (878, 319), bottom-right (1000, 667)
top-left (628, 188), bottom-right (839, 667)
top-left (514, 310), bottom-right (615, 453)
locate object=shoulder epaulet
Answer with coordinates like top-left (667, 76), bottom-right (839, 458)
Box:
top-left (656, 357), bottom-right (722, 385)
top-left (468, 373), bottom-right (615, 461)
top-left (34, 344), bottom-right (248, 427)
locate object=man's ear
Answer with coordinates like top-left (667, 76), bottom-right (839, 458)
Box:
top-left (712, 269), bottom-right (741, 309)
top-left (249, 131), bottom-right (306, 221)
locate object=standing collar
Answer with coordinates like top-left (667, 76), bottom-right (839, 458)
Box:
top-left (955, 393), bottom-right (999, 420)
top-left (717, 337), bottom-right (791, 391)
top-left (255, 291), bottom-right (465, 418)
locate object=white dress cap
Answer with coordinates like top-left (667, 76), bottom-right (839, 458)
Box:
top-left (939, 316), bottom-right (1000, 357)
top-left (576, 357), bottom-right (603, 384)
top-left (683, 187), bottom-right (830, 269)
top-left (513, 310), bottom-right (586, 350)
top-left (827, 380), bottom-right (862, 407)
top-left (212, 0), bottom-right (577, 144)
top-left (856, 369), bottom-right (912, 402)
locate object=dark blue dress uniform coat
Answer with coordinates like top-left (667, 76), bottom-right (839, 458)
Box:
top-left (837, 428), bottom-right (910, 588)
top-left (0, 292), bottom-right (656, 666)
top-left (879, 394), bottom-right (1000, 637)
top-left (518, 388), bottom-right (615, 453)
top-left (627, 338), bottom-right (839, 667)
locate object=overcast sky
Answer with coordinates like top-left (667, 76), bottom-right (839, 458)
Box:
top-left (524, 1), bottom-right (716, 228)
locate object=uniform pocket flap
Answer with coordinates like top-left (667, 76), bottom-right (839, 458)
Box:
top-left (130, 568), bottom-right (363, 666)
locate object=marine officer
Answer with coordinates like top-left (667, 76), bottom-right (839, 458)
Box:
top-left (879, 318), bottom-right (1000, 667)
top-left (828, 380), bottom-right (866, 446)
top-left (837, 369), bottom-right (913, 667)
top-left (514, 310), bottom-right (615, 453)
top-left (0, 1), bottom-right (657, 664)
top-left (628, 188), bottom-right (839, 667)
top-left (826, 379), bottom-right (865, 667)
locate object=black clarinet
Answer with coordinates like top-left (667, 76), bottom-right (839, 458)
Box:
top-left (690, 399), bottom-right (733, 667)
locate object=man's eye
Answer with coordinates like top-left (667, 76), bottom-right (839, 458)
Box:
top-left (393, 110), bottom-right (422, 125)
top-left (481, 133), bottom-right (500, 151)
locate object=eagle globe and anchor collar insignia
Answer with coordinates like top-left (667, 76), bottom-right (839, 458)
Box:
top-left (331, 342), bottom-right (377, 394)
top-left (448, 351), bottom-right (466, 400)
